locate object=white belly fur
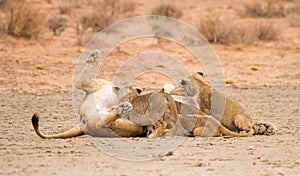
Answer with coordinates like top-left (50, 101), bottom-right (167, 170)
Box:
top-left (79, 79), bottom-right (119, 137)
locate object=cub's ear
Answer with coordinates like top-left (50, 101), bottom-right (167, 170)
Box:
top-left (113, 86), bottom-right (120, 92)
top-left (159, 88), bottom-right (165, 93)
top-left (180, 79), bottom-right (187, 85)
top-left (135, 88), bottom-right (142, 94)
top-left (197, 71), bottom-right (203, 76)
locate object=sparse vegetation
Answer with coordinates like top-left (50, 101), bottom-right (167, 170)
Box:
top-left (0, 0), bottom-right (6, 9)
top-left (198, 15), bottom-right (281, 44)
top-left (286, 0), bottom-right (300, 27)
top-left (58, 1), bottom-right (73, 15)
top-left (3, 0), bottom-right (46, 39)
top-left (0, 16), bottom-right (5, 36)
top-left (254, 22), bottom-right (281, 41)
top-left (80, 12), bottom-right (107, 32)
top-left (151, 4), bottom-right (183, 18)
top-left (287, 14), bottom-right (300, 27)
top-left (244, 0), bottom-right (286, 18)
top-left (75, 11), bottom-right (107, 45)
top-left (47, 16), bottom-right (69, 36)
top-left (197, 15), bottom-right (232, 44)
top-left (75, 0), bottom-right (136, 45)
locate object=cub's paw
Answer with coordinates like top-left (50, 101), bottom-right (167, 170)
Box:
top-left (86, 50), bottom-right (101, 65)
top-left (116, 102), bottom-right (132, 117)
top-left (147, 120), bottom-right (167, 139)
top-left (254, 122), bottom-right (276, 135)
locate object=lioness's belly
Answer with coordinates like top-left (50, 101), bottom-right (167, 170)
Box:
top-left (81, 110), bottom-right (119, 137)
top-left (79, 87), bottom-right (119, 137)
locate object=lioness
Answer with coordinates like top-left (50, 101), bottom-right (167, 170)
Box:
top-left (165, 72), bottom-right (276, 137)
top-left (32, 50), bottom-right (149, 138)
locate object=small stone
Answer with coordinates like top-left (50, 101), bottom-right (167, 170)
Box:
top-left (165, 151), bottom-right (173, 156)
top-left (251, 67), bottom-right (258, 71)
top-left (36, 65), bottom-right (45, 70)
top-left (226, 80), bottom-right (234, 84)
top-left (196, 163), bottom-right (203, 167)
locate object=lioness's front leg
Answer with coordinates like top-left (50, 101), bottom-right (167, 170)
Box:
top-left (96, 102), bottom-right (146, 137)
top-left (76, 50), bottom-right (102, 93)
top-left (253, 121), bottom-right (276, 135)
top-left (233, 114), bottom-right (254, 134)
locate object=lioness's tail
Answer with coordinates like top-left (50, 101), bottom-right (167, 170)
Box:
top-left (31, 113), bottom-right (84, 139)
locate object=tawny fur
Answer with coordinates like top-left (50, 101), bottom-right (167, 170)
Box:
top-left (168, 72), bottom-right (276, 136)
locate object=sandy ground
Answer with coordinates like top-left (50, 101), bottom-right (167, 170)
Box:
top-left (0, 0), bottom-right (300, 175)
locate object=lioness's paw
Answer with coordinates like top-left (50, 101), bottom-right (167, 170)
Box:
top-left (86, 50), bottom-right (100, 65)
top-left (254, 122), bottom-right (276, 135)
top-left (116, 102), bottom-right (132, 117)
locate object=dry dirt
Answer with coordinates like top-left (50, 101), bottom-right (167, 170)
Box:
top-left (0, 0), bottom-right (299, 175)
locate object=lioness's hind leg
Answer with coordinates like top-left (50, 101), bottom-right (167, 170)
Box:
top-left (253, 122), bottom-right (276, 135)
top-left (76, 50), bottom-right (101, 93)
top-left (85, 50), bottom-right (100, 65)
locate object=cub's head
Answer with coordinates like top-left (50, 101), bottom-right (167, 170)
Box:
top-left (113, 86), bottom-right (143, 102)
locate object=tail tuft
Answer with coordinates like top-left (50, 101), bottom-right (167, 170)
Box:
top-left (32, 113), bottom-right (40, 129)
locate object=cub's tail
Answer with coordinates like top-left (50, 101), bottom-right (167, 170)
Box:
top-left (31, 113), bottom-right (84, 139)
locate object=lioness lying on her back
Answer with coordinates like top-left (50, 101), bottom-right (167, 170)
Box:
top-left (31, 50), bottom-right (179, 139)
top-left (32, 50), bottom-right (148, 138)
top-left (164, 72), bottom-right (276, 137)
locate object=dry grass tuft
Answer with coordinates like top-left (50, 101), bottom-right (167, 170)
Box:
top-left (0, 0), bottom-right (5, 34)
top-left (151, 4), bottom-right (182, 18)
top-left (286, 0), bottom-right (300, 26)
top-left (47, 16), bottom-right (69, 36)
top-left (58, 0), bottom-right (74, 15)
top-left (244, 0), bottom-right (286, 18)
top-left (80, 12), bottom-right (107, 33)
top-left (0, 0), bottom-right (6, 9)
top-left (197, 15), bottom-right (232, 44)
top-left (287, 14), bottom-right (300, 27)
top-left (254, 22), bottom-right (281, 41)
top-left (0, 17), bottom-right (5, 36)
top-left (3, 0), bottom-right (46, 39)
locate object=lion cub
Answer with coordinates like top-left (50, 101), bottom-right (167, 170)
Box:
top-left (114, 86), bottom-right (179, 138)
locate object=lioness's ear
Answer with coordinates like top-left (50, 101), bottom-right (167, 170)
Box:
top-left (197, 71), bottom-right (204, 77)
